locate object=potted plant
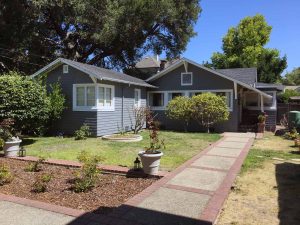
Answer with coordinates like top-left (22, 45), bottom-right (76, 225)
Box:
top-left (257, 113), bottom-right (267, 133)
top-left (138, 111), bottom-right (165, 175)
top-left (0, 119), bottom-right (22, 157)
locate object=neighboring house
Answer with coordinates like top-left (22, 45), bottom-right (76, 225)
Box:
top-left (283, 85), bottom-right (300, 92)
top-left (32, 57), bottom-right (282, 135)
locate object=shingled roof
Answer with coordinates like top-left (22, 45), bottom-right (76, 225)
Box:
top-left (216, 68), bottom-right (257, 86)
top-left (31, 58), bottom-right (156, 88)
top-left (135, 56), bottom-right (160, 68)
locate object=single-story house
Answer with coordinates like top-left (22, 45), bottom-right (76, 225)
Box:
top-left (31, 57), bottom-right (283, 135)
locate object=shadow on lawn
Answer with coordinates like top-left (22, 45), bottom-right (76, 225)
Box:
top-left (21, 138), bottom-right (37, 146)
top-left (66, 204), bottom-right (212, 225)
top-left (276, 162), bottom-right (300, 225)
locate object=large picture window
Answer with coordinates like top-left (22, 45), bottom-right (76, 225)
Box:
top-left (73, 84), bottom-right (114, 111)
top-left (149, 93), bottom-right (164, 107)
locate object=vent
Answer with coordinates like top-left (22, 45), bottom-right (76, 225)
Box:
top-left (63, 65), bottom-right (69, 74)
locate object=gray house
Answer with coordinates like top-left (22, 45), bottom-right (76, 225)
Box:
top-left (32, 57), bottom-right (282, 135)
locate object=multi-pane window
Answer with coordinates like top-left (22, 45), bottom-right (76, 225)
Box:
top-left (98, 85), bottom-right (113, 109)
top-left (181, 72), bottom-right (193, 86)
top-left (75, 86), bottom-right (96, 107)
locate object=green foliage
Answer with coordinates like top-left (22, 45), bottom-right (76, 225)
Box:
top-left (283, 127), bottom-right (299, 140)
top-left (0, 0), bottom-right (201, 74)
top-left (282, 67), bottom-right (300, 85)
top-left (74, 124), bottom-right (91, 140)
top-left (25, 157), bottom-right (45, 172)
top-left (32, 173), bottom-right (51, 193)
top-left (277, 89), bottom-right (300, 103)
top-left (166, 96), bottom-right (193, 132)
top-left (258, 114), bottom-right (266, 123)
top-left (73, 151), bottom-right (102, 192)
top-left (47, 83), bottom-right (66, 125)
top-left (0, 72), bottom-right (50, 135)
top-left (145, 112), bottom-right (165, 153)
top-left (0, 164), bottom-right (13, 186)
top-left (191, 93), bottom-right (229, 133)
top-left (0, 118), bottom-right (16, 141)
top-left (209, 14), bottom-right (287, 83)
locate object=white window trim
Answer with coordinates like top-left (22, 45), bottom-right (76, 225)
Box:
top-left (134, 88), bottom-right (141, 107)
top-left (181, 72), bottom-right (193, 86)
top-left (72, 83), bottom-right (115, 111)
top-left (63, 65), bottom-right (69, 73)
top-left (243, 90), bottom-right (276, 111)
top-left (147, 89), bottom-right (233, 112)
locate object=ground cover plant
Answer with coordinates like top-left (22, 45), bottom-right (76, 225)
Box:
top-left (21, 131), bottom-right (220, 171)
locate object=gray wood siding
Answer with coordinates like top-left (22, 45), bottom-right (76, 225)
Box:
top-left (148, 64), bottom-right (239, 132)
top-left (46, 65), bottom-right (97, 135)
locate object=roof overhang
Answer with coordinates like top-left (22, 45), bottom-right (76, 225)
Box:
top-left (31, 58), bottom-right (156, 88)
top-left (146, 58), bottom-right (272, 99)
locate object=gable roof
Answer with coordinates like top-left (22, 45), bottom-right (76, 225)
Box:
top-left (146, 58), bottom-right (272, 98)
top-left (136, 56), bottom-right (160, 68)
top-left (216, 68), bottom-right (257, 85)
top-left (31, 58), bottom-right (156, 88)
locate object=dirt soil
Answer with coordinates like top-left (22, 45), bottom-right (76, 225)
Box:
top-left (217, 160), bottom-right (300, 225)
top-left (0, 158), bottom-right (158, 214)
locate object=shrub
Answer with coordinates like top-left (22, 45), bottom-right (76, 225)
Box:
top-left (191, 93), bottom-right (229, 133)
top-left (131, 106), bottom-right (151, 134)
top-left (73, 151), bottom-right (102, 192)
top-left (277, 89), bottom-right (300, 103)
top-left (283, 127), bottom-right (299, 140)
top-left (166, 96), bottom-right (193, 132)
top-left (74, 124), bottom-right (91, 140)
top-left (25, 157), bottom-right (45, 172)
top-left (0, 164), bottom-right (13, 186)
top-left (32, 173), bottom-right (51, 193)
top-left (0, 72), bottom-right (50, 135)
top-left (41, 173), bottom-right (52, 183)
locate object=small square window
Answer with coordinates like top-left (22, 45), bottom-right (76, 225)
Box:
top-left (181, 72), bottom-right (192, 86)
top-left (63, 65), bottom-right (69, 73)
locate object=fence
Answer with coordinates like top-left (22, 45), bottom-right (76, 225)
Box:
top-left (277, 103), bottom-right (300, 124)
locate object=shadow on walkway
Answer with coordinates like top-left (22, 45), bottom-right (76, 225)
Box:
top-left (276, 162), bottom-right (300, 225)
top-left (66, 204), bottom-right (212, 225)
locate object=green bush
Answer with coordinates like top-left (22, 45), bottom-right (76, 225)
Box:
top-left (41, 173), bottom-right (52, 183)
top-left (283, 127), bottom-right (299, 140)
top-left (0, 164), bottom-right (13, 186)
top-left (25, 157), bottom-right (45, 172)
top-left (0, 72), bottom-right (50, 135)
top-left (277, 89), bottom-right (300, 103)
top-left (73, 151), bottom-right (102, 192)
top-left (74, 124), bottom-right (91, 140)
top-left (32, 173), bottom-right (51, 193)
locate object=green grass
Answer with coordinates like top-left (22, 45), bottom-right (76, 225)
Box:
top-left (20, 131), bottom-right (220, 171)
top-left (241, 132), bottom-right (300, 174)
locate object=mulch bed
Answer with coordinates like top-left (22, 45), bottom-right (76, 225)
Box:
top-left (0, 158), bottom-right (158, 214)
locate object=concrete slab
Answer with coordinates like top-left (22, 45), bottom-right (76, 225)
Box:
top-left (224, 137), bottom-right (250, 142)
top-left (216, 141), bottom-right (246, 149)
top-left (167, 168), bottom-right (226, 191)
top-left (208, 147), bottom-right (243, 157)
top-left (123, 187), bottom-right (210, 225)
top-left (0, 201), bottom-right (75, 225)
top-left (191, 155), bottom-right (236, 170)
top-left (223, 132), bottom-right (255, 138)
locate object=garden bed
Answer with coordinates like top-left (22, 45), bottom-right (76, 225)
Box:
top-left (0, 158), bottom-right (158, 214)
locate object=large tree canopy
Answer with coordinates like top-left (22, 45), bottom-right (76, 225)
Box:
top-left (0, 0), bottom-right (201, 74)
top-left (282, 67), bottom-right (300, 85)
top-left (208, 14), bottom-right (287, 83)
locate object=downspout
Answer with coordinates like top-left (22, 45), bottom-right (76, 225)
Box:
top-left (121, 85), bottom-right (124, 129)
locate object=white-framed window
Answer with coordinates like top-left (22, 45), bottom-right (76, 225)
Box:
top-left (148, 92), bottom-right (164, 108)
top-left (63, 65), bottom-right (69, 73)
top-left (134, 89), bottom-right (141, 107)
top-left (181, 72), bottom-right (193, 86)
top-left (73, 84), bottom-right (115, 111)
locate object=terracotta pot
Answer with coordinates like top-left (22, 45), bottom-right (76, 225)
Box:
top-left (4, 140), bottom-right (22, 157)
top-left (257, 123), bottom-right (265, 133)
top-left (138, 150), bottom-right (163, 175)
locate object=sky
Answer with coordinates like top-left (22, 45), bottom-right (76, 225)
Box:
top-left (181, 0), bottom-right (300, 73)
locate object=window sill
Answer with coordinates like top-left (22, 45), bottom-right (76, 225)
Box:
top-left (73, 107), bottom-right (115, 112)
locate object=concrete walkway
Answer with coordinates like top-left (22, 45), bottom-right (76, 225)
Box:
top-left (109, 132), bottom-right (255, 225)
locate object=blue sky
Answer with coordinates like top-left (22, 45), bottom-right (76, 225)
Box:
top-left (181, 0), bottom-right (300, 73)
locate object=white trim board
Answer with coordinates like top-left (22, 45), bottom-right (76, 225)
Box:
top-left (146, 58), bottom-right (272, 99)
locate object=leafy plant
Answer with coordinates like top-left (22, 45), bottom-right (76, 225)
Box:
top-left (191, 93), bottom-right (229, 133)
top-left (0, 164), bottom-right (13, 186)
top-left (166, 96), bottom-right (193, 132)
top-left (73, 151), bottom-right (102, 192)
top-left (145, 111), bottom-right (165, 153)
top-left (32, 173), bottom-right (51, 193)
top-left (283, 127), bottom-right (299, 140)
top-left (74, 124), bottom-right (91, 140)
top-left (131, 106), bottom-right (151, 134)
top-left (277, 89), bottom-right (300, 103)
top-left (258, 114), bottom-right (266, 123)
top-left (0, 118), bottom-right (19, 141)
top-left (25, 157), bottom-right (45, 172)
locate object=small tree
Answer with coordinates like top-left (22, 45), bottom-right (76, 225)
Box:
top-left (166, 96), bottom-right (192, 132)
top-left (277, 89), bottom-right (300, 103)
top-left (47, 83), bottom-right (66, 125)
top-left (131, 106), bottom-right (151, 134)
top-left (191, 93), bottom-right (229, 133)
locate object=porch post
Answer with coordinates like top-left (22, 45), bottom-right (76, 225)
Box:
top-left (234, 82), bottom-right (237, 100)
top-left (260, 94), bottom-right (264, 112)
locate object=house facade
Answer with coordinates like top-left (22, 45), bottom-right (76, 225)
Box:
top-left (32, 57), bottom-right (282, 136)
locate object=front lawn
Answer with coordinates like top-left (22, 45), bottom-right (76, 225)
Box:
top-left (21, 131), bottom-right (220, 171)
